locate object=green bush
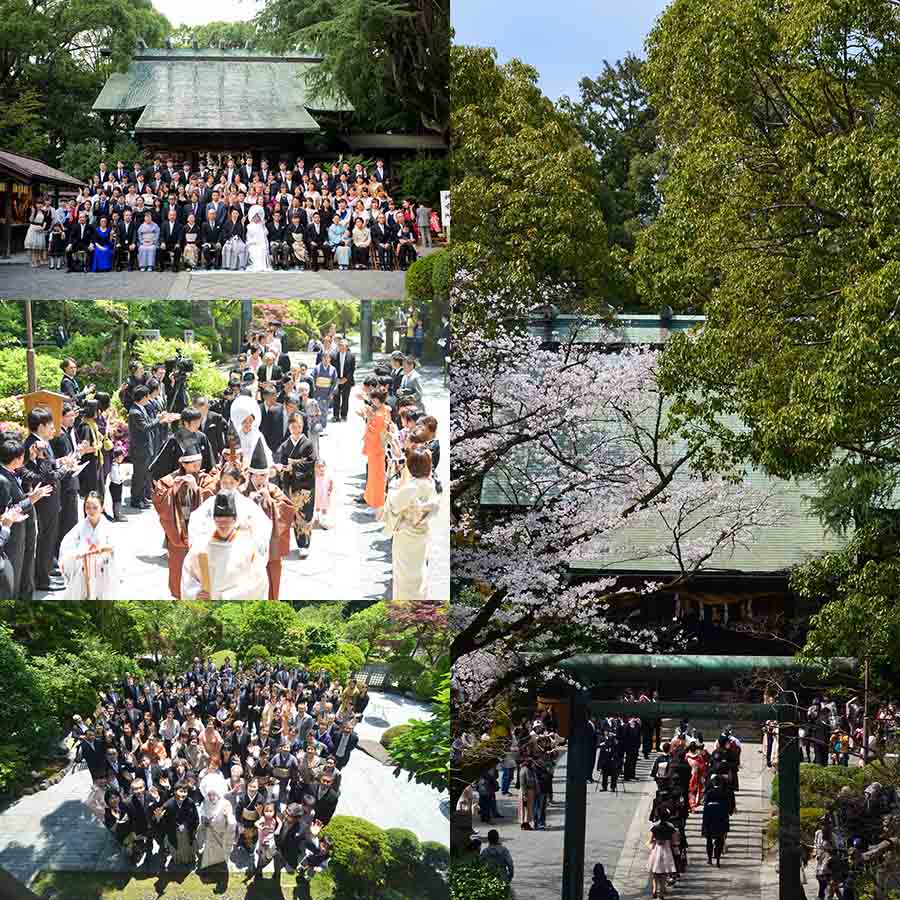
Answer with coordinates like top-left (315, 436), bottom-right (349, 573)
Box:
top-left (388, 655), bottom-right (425, 691)
top-left (275, 655), bottom-right (301, 669)
top-left (385, 827), bottom-right (422, 877)
top-left (0, 395), bottom-right (26, 432)
top-left (421, 841), bottom-right (450, 873)
top-left (406, 255), bottom-right (436, 306)
top-left (309, 652), bottom-right (352, 683)
top-left (0, 349), bottom-right (65, 398)
top-left (449, 859), bottom-right (512, 900)
top-left (771, 763), bottom-right (870, 807)
top-left (393, 154), bottom-right (448, 207)
top-left (338, 642), bottom-right (366, 672)
top-left (237, 601), bottom-right (299, 657)
top-left (431, 248), bottom-right (451, 302)
top-left (766, 807), bottom-right (825, 849)
top-left (132, 338), bottom-right (226, 403)
top-left (414, 671), bottom-right (436, 701)
top-left (321, 815), bottom-right (392, 896)
top-left (306, 624), bottom-right (339, 657)
top-left (209, 650), bottom-right (235, 669)
top-left (380, 724), bottom-right (413, 750)
top-left (243, 644), bottom-right (270, 661)
top-left (0, 743), bottom-right (28, 792)
top-left (60, 138), bottom-right (146, 184)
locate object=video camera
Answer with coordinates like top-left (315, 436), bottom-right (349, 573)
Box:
top-left (165, 351), bottom-right (193, 414)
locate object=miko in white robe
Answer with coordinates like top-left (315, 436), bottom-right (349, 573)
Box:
top-left (199, 775), bottom-right (234, 869)
top-left (245, 207), bottom-right (271, 272)
top-left (181, 524), bottom-right (269, 601)
top-left (59, 516), bottom-right (121, 600)
top-left (382, 476), bottom-right (440, 601)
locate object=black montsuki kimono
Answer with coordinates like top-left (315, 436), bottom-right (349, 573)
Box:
top-left (275, 434), bottom-right (317, 549)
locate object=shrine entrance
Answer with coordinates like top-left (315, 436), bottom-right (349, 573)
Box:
top-left (556, 654), bottom-right (858, 900)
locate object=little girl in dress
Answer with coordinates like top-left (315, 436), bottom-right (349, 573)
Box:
top-left (313, 459), bottom-right (334, 529)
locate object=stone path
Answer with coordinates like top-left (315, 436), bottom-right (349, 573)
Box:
top-left (481, 739), bottom-right (773, 900)
top-left (0, 268), bottom-right (406, 301)
top-left (0, 693), bottom-right (447, 887)
top-left (34, 361), bottom-right (449, 603)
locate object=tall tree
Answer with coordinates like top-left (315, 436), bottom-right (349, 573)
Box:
top-left (451, 46), bottom-right (612, 336)
top-left (255, 0), bottom-right (448, 134)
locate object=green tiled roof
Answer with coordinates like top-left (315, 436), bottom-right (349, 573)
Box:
top-left (529, 313), bottom-right (705, 346)
top-left (93, 50), bottom-right (353, 133)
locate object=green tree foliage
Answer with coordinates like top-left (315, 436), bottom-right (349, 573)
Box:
top-left (385, 828), bottom-right (422, 877)
top-left (256, 0), bottom-right (449, 134)
top-left (305, 623), bottom-right (339, 657)
top-left (60, 139), bottom-right (147, 184)
top-left (133, 337), bottom-right (226, 401)
top-left (0, 0), bottom-right (171, 167)
top-left (393, 154), bottom-right (448, 206)
top-left (167, 602), bottom-right (222, 668)
top-left (308, 651), bottom-right (352, 682)
top-left (171, 21), bottom-right (260, 49)
top-left (449, 859), bottom-right (512, 900)
top-left (388, 673), bottom-right (449, 793)
top-left (237, 601), bottom-right (300, 657)
top-left (321, 815), bottom-right (393, 895)
top-left (638, 0), bottom-right (900, 487)
top-left (343, 601), bottom-right (390, 661)
top-left (451, 46), bottom-right (611, 334)
top-left (0, 626), bottom-right (55, 756)
top-left (0, 349), bottom-right (67, 398)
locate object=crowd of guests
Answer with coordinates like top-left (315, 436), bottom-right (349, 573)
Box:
top-left (71, 656), bottom-right (373, 877)
top-left (24, 154), bottom-right (440, 273)
top-left (0, 319), bottom-right (443, 601)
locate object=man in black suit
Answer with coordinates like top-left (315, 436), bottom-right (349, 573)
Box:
top-left (50, 401), bottom-right (81, 561)
top-left (257, 351), bottom-right (282, 389)
top-left (306, 211), bottom-right (331, 271)
top-left (113, 159), bottom-right (129, 185)
top-left (158, 208), bottom-right (183, 271)
top-left (193, 397), bottom-right (227, 465)
top-left (128, 386), bottom-right (176, 509)
top-left (371, 213), bottom-right (395, 270)
top-left (200, 207), bottom-right (222, 270)
top-left (241, 155), bottom-right (255, 185)
top-left (66, 211), bottom-right (95, 272)
top-left (372, 158), bottom-right (387, 187)
top-left (259, 388), bottom-right (287, 452)
top-left (331, 339), bottom-right (356, 422)
top-left (0, 438), bottom-right (52, 601)
top-left (116, 208), bottom-right (139, 271)
top-left (60, 357), bottom-right (94, 403)
top-left (184, 192), bottom-right (204, 226)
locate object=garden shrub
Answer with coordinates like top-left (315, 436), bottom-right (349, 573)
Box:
top-left (431, 247), bottom-right (451, 301)
top-left (388, 654), bottom-right (425, 691)
top-left (449, 859), bottom-right (512, 900)
top-left (414, 671), bottom-right (435, 701)
top-left (133, 338), bottom-right (226, 401)
top-left (421, 840), bottom-right (450, 872)
top-left (406, 254), bottom-right (436, 306)
top-left (393, 154), bottom-right (448, 207)
top-left (309, 652), bottom-right (351, 683)
top-left (766, 807), bottom-right (825, 848)
top-left (0, 349), bottom-right (64, 398)
top-left (0, 743), bottom-right (28, 792)
top-left (0, 395), bottom-right (26, 434)
top-left (209, 650), bottom-right (235, 669)
top-left (243, 644), bottom-right (270, 661)
top-left (321, 815), bottom-right (391, 896)
top-left (772, 763), bottom-right (870, 806)
top-left (380, 724), bottom-right (413, 749)
top-left (385, 827), bottom-right (422, 877)
top-left (338, 642), bottom-right (365, 672)
top-left (306, 623), bottom-right (339, 657)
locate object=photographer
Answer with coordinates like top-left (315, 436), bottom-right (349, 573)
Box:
top-left (165, 353), bottom-right (193, 415)
top-left (0, 438), bottom-right (54, 600)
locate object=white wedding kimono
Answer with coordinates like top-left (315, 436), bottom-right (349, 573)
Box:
top-left (383, 476), bottom-right (440, 601)
top-left (245, 210), bottom-right (271, 272)
top-left (181, 525), bottom-right (269, 600)
top-left (229, 395), bottom-right (273, 468)
top-left (59, 517), bottom-right (120, 600)
top-left (188, 489), bottom-right (272, 560)
top-left (199, 774), bottom-right (234, 868)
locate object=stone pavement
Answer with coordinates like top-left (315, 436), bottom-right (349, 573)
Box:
top-left (34, 363), bottom-right (449, 603)
top-left (0, 267), bottom-right (406, 300)
top-left (0, 692), bottom-right (447, 887)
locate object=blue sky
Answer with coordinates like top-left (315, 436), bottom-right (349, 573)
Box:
top-left (452, 0), bottom-right (671, 101)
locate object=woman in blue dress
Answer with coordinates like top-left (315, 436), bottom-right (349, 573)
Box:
top-left (91, 216), bottom-right (114, 272)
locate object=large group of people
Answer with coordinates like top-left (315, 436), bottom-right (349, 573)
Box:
top-left (24, 154), bottom-right (440, 273)
top-left (71, 656), bottom-right (373, 878)
top-left (0, 320), bottom-right (443, 601)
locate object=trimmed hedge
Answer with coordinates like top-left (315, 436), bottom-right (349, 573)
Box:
top-left (406, 254), bottom-right (436, 305)
top-left (771, 763), bottom-right (871, 806)
top-left (766, 806), bottom-right (825, 848)
top-left (385, 827), bottom-right (422, 876)
top-left (421, 840), bottom-right (450, 872)
top-left (449, 859), bottom-right (512, 900)
top-left (322, 815), bottom-right (392, 896)
top-left (380, 724), bottom-right (413, 750)
top-left (243, 644), bottom-right (270, 661)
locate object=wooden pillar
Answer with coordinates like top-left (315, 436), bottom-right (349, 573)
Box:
top-left (360, 299), bottom-right (373, 364)
top-left (778, 692), bottom-right (802, 900)
top-left (561, 688), bottom-right (589, 900)
top-left (1, 179), bottom-right (12, 259)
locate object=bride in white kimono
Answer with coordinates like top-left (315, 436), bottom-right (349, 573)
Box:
top-left (383, 448), bottom-right (440, 601)
top-left (59, 492), bottom-right (120, 600)
top-left (229, 394), bottom-right (273, 469)
top-left (245, 205), bottom-right (271, 272)
top-left (198, 773), bottom-right (234, 869)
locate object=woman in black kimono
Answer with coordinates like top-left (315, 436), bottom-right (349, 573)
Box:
top-left (76, 399), bottom-right (104, 499)
top-left (275, 412), bottom-right (317, 559)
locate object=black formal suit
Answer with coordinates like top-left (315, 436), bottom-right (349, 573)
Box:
top-left (257, 364), bottom-right (282, 386)
top-left (183, 200), bottom-right (204, 225)
top-left (222, 218), bottom-right (245, 243)
top-left (331, 350), bottom-right (356, 421)
top-left (23, 434), bottom-right (63, 589)
top-left (50, 425), bottom-right (80, 558)
top-left (158, 219), bottom-right (184, 270)
top-left (370, 222), bottom-right (395, 269)
top-left (306, 222), bottom-right (331, 270)
top-left (113, 168), bottom-right (128, 185)
top-left (200, 410), bottom-right (227, 462)
top-left (127, 402), bottom-right (160, 506)
top-left (0, 465), bottom-right (34, 600)
top-left (116, 219), bottom-right (138, 270)
top-left (60, 374), bottom-right (88, 404)
top-left (260, 403), bottom-right (287, 452)
top-left (200, 220), bottom-right (222, 269)
top-left (66, 221), bottom-right (95, 271)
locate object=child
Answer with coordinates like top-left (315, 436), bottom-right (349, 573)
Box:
top-left (109, 448), bottom-right (125, 522)
top-left (299, 830), bottom-right (332, 879)
top-left (313, 459), bottom-right (334, 530)
top-left (251, 801), bottom-right (280, 878)
top-left (335, 235), bottom-right (351, 270)
top-left (49, 221), bottom-right (67, 269)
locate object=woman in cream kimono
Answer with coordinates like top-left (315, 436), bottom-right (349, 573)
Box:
top-left (59, 492), bottom-right (120, 600)
top-left (245, 205), bottom-right (272, 272)
top-left (199, 773), bottom-right (235, 870)
top-left (383, 446), bottom-right (440, 601)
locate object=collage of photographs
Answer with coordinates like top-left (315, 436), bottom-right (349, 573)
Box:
top-left (2, 1), bottom-right (900, 900)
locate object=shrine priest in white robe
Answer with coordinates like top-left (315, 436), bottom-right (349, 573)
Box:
top-left (181, 491), bottom-right (268, 600)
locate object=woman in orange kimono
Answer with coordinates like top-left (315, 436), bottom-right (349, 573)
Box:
top-left (686, 741), bottom-right (708, 811)
top-left (199, 719), bottom-right (223, 770)
top-left (362, 387), bottom-right (391, 510)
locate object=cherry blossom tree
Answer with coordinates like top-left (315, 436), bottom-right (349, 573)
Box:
top-left (449, 321), bottom-right (783, 824)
